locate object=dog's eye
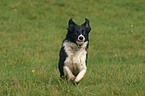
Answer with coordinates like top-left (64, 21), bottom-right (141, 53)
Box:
top-left (75, 32), bottom-right (78, 35)
top-left (82, 30), bottom-right (85, 35)
top-left (83, 31), bottom-right (86, 35)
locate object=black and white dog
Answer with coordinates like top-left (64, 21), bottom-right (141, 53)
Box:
top-left (58, 18), bottom-right (91, 84)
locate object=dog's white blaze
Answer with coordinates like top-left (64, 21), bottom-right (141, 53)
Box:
top-left (63, 40), bottom-right (88, 82)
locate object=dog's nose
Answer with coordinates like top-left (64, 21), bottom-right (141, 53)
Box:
top-left (79, 36), bottom-right (83, 41)
top-left (78, 35), bottom-right (85, 41)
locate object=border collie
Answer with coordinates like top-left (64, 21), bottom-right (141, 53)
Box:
top-left (58, 18), bottom-right (91, 84)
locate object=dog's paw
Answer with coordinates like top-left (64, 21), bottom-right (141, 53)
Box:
top-left (69, 75), bottom-right (75, 83)
top-left (70, 75), bottom-right (75, 80)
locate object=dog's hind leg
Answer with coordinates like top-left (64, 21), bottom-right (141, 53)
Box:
top-left (58, 47), bottom-right (67, 79)
top-left (63, 66), bottom-right (75, 81)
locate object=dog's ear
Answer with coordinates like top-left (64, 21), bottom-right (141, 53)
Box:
top-left (68, 18), bottom-right (76, 31)
top-left (82, 18), bottom-right (91, 32)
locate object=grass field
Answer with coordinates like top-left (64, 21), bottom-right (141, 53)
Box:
top-left (0, 0), bottom-right (145, 95)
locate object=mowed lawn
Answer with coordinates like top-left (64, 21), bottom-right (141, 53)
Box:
top-left (0, 0), bottom-right (145, 95)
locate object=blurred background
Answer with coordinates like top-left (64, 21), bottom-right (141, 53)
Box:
top-left (0, 0), bottom-right (145, 95)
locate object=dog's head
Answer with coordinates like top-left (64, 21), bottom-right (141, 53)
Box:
top-left (66, 18), bottom-right (91, 46)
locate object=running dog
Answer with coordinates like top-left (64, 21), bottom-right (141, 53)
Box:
top-left (58, 18), bottom-right (91, 84)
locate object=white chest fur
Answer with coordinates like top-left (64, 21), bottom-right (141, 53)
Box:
top-left (63, 41), bottom-right (88, 74)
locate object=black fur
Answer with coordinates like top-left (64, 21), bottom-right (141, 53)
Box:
top-left (58, 47), bottom-right (67, 78)
top-left (66, 18), bottom-right (91, 46)
top-left (58, 18), bottom-right (91, 79)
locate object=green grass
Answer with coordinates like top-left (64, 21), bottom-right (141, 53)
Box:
top-left (0, 0), bottom-right (145, 95)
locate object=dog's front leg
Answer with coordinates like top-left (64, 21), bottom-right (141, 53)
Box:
top-left (63, 66), bottom-right (75, 81)
top-left (75, 67), bottom-right (86, 83)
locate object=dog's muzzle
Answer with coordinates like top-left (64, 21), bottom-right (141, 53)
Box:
top-left (76, 35), bottom-right (85, 46)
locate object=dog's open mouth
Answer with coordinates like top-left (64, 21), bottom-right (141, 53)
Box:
top-left (76, 41), bottom-right (84, 45)
top-left (76, 41), bottom-right (84, 48)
